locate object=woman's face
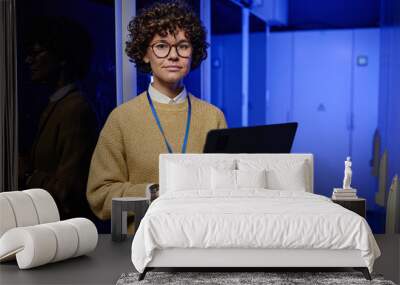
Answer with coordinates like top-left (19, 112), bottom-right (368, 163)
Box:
top-left (25, 43), bottom-right (60, 83)
top-left (144, 29), bottom-right (192, 85)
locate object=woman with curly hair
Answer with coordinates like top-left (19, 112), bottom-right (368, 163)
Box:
top-left (87, 1), bottom-right (227, 222)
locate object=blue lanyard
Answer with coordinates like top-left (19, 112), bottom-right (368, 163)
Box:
top-left (146, 91), bottom-right (191, 153)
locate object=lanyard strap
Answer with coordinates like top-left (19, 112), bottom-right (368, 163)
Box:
top-left (146, 91), bottom-right (191, 153)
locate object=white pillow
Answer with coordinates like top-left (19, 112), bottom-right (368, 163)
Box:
top-left (237, 169), bottom-right (267, 188)
top-left (167, 160), bottom-right (235, 191)
top-left (167, 163), bottom-right (209, 191)
top-left (238, 159), bottom-right (308, 191)
top-left (211, 168), bottom-right (267, 190)
top-left (211, 168), bottom-right (236, 189)
top-left (267, 167), bottom-right (307, 191)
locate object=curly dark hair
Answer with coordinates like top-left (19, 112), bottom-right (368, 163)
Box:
top-left (125, 1), bottom-right (208, 74)
top-left (25, 16), bottom-right (92, 80)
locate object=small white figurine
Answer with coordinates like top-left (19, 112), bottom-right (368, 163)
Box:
top-left (342, 156), bottom-right (352, 190)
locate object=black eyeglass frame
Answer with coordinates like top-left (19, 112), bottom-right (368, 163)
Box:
top-left (149, 41), bottom-right (193, 59)
top-left (25, 47), bottom-right (48, 58)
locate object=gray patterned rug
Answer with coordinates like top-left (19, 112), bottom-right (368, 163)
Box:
top-left (116, 271), bottom-right (396, 285)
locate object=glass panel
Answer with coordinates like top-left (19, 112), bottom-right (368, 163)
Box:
top-left (249, 12), bottom-right (266, 126)
top-left (211, 0), bottom-right (243, 128)
top-left (16, 0), bottom-right (116, 231)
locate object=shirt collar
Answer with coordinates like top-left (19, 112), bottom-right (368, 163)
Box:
top-left (49, 83), bottom-right (76, 102)
top-left (148, 83), bottom-right (187, 104)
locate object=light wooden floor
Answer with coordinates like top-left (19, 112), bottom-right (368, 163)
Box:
top-left (374, 234), bottom-right (400, 284)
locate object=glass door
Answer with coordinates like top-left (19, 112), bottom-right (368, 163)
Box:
top-left (16, 0), bottom-right (117, 231)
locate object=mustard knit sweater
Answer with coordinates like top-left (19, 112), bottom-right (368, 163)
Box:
top-left (86, 92), bottom-right (227, 220)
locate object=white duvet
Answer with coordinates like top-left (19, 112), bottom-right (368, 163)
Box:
top-left (131, 190), bottom-right (380, 273)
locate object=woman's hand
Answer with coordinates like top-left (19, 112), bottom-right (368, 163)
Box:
top-left (149, 184), bottom-right (159, 202)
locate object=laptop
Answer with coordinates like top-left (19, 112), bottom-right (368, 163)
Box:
top-left (203, 122), bottom-right (298, 153)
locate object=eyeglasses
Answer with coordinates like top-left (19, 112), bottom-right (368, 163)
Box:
top-left (150, 41), bottom-right (192, 58)
top-left (26, 47), bottom-right (48, 58)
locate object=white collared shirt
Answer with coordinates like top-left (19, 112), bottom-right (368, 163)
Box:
top-left (148, 83), bottom-right (187, 104)
top-left (49, 83), bottom-right (76, 102)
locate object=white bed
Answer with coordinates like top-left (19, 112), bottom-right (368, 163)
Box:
top-left (131, 154), bottom-right (380, 280)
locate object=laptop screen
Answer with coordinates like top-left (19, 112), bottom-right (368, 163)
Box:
top-left (203, 122), bottom-right (298, 153)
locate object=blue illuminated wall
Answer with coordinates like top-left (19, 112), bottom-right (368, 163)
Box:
top-left (267, 29), bottom-right (380, 215)
top-left (377, 0), bottom-right (400, 230)
top-left (210, 28), bottom-right (381, 218)
top-left (249, 32), bottom-right (266, 126)
top-left (379, 0), bottom-right (400, 185)
top-left (211, 34), bottom-right (243, 128)
top-left (211, 32), bottom-right (266, 128)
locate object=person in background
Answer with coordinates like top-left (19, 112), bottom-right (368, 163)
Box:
top-left (20, 17), bottom-right (98, 220)
top-left (87, 1), bottom-right (227, 223)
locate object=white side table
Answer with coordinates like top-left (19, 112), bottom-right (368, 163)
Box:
top-left (111, 197), bottom-right (149, 242)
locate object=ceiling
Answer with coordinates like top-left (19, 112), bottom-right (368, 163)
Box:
top-left (89, 0), bottom-right (381, 34)
top-left (212, 0), bottom-right (381, 34)
top-left (280, 0), bottom-right (380, 31)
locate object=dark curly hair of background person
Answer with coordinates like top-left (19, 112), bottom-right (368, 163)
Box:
top-left (125, 1), bottom-right (208, 74)
top-left (25, 16), bottom-right (93, 81)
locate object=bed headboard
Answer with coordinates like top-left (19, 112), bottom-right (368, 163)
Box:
top-left (159, 153), bottom-right (314, 195)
